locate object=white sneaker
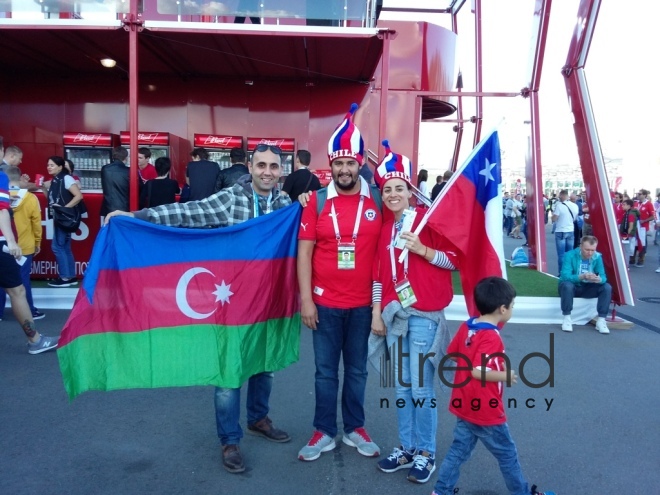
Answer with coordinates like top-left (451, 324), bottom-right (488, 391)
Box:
top-left (561, 315), bottom-right (573, 332)
top-left (595, 317), bottom-right (610, 334)
top-left (298, 431), bottom-right (336, 461)
top-left (655, 267), bottom-right (660, 273)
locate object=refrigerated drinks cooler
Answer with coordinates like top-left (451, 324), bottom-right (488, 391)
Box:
top-left (63, 132), bottom-right (119, 191)
top-left (193, 134), bottom-right (244, 170)
top-left (120, 131), bottom-right (190, 182)
top-left (247, 137), bottom-right (295, 179)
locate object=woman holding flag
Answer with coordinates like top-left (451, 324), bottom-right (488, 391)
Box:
top-left (370, 141), bottom-right (458, 484)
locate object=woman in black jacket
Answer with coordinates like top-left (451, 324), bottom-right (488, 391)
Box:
top-left (45, 156), bottom-right (83, 287)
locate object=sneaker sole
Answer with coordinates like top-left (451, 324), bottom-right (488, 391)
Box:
top-left (377, 461), bottom-right (414, 473)
top-left (28, 343), bottom-right (58, 355)
top-left (32, 314), bottom-right (46, 320)
top-left (246, 428), bottom-right (291, 443)
top-left (298, 439), bottom-right (336, 461)
top-left (222, 463), bottom-right (245, 474)
top-left (342, 436), bottom-right (380, 457)
top-left (48, 283), bottom-right (72, 287)
top-left (561, 326), bottom-right (573, 332)
top-left (407, 462), bottom-right (436, 484)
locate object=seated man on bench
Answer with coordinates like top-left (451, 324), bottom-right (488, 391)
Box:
top-left (559, 235), bottom-right (611, 334)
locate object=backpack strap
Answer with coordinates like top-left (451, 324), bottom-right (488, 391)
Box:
top-left (316, 187), bottom-right (328, 216)
top-left (315, 183), bottom-right (382, 216)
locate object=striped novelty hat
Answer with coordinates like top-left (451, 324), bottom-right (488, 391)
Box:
top-left (374, 139), bottom-right (413, 189)
top-left (328, 103), bottom-right (364, 164)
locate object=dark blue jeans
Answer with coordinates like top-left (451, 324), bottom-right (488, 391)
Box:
top-left (214, 371), bottom-right (273, 446)
top-left (313, 305), bottom-right (371, 438)
top-left (559, 281), bottom-right (612, 318)
top-left (434, 419), bottom-right (529, 495)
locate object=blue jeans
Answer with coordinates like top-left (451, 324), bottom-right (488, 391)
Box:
top-left (214, 371), bottom-right (273, 446)
top-left (0, 254), bottom-right (37, 318)
top-left (52, 226), bottom-right (76, 279)
top-left (554, 231), bottom-right (574, 274)
top-left (313, 304), bottom-right (371, 437)
top-left (434, 419), bottom-right (529, 495)
top-left (504, 216), bottom-right (513, 235)
top-left (559, 281), bottom-right (612, 318)
top-left (386, 316), bottom-right (438, 455)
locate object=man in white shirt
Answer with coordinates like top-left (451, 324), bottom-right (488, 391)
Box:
top-left (552, 189), bottom-right (579, 275)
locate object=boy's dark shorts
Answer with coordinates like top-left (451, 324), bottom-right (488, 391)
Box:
top-left (0, 242), bottom-right (23, 289)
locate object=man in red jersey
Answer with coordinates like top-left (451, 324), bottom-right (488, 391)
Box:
top-left (297, 104), bottom-right (382, 462)
top-left (635, 189), bottom-right (655, 267)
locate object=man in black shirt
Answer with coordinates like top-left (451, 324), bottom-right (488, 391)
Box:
top-left (431, 169), bottom-right (453, 202)
top-left (186, 147), bottom-right (221, 201)
top-left (216, 148), bottom-right (249, 191)
top-left (282, 149), bottom-right (320, 202)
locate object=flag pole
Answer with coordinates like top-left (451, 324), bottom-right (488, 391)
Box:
top-left (398, 123), bottom-right (503, 263)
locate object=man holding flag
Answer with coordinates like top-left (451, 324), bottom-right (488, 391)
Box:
top-left (98, 145), bottom-right (294, 473)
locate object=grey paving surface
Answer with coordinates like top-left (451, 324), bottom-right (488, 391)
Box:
top-left (1, 224), bottom-right (659, 494)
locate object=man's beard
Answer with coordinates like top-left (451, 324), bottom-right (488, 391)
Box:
top-left (334, 174), bottom-right (358, 191)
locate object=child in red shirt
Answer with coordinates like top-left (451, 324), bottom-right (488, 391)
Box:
top-left (432, 277), bottom-right (554, 495)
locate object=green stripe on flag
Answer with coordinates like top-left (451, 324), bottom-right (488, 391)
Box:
top-left (58, 315), bottom-right (301, 400)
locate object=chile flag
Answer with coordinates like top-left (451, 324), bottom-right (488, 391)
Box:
top-left (419, 130), bottom-right (506, 316)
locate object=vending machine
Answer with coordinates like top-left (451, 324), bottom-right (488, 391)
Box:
top-left (192, 134), bottom-right (244, 170)
top-left (120, 131), bottom-right (190, 182)
top-left (247, 137), bottom-right (295, 180)
top-left (63, 132), bottom-right (120, 191)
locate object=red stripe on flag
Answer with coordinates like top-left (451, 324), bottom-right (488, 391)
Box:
top-left (59, 257), bottom-right (299, 347)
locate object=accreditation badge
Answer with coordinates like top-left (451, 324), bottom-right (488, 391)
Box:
top-left (337, 243), bottom-right (356, 270)
top-left (395, 279), bottom-right (417, 308)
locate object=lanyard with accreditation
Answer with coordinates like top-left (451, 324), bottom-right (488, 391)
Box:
top-left (253, 190), bottom-right (273, 218)
top-left (331, 196), bottom-right (364, 270)
top-left (390, 222), bottom-right (417, 308)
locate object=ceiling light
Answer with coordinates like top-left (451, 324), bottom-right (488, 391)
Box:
top-left (100, 58), bottom-right (117, 68)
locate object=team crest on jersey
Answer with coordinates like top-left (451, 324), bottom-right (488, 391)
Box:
top-left (364, 209), bottom-right (377, 221)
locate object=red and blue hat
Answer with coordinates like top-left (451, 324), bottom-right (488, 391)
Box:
top-left (328, 103), bottom-right (364, 164)
top-left (374, 139), bottom-right (413, 189)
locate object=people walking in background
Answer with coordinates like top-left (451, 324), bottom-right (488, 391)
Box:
top-left (653, 192), bottom-right (660, 246)
top-left (215, 148), bottom-right (249, 191)
top-left (0, 166), bottom-right (44, 321)
top-left (0, 167), bottom-right (58, 353)
top-left (552, 189), bottom-right (578, 276)
top-left (139, 157), bottom-right (180, 209)
top-left (186, 147), bottom-right (221, 201)
top-left (416, 169), bottom-right (429, 206)
top-left (282, 149), bottom-right (321, 202)
top-left (101, 146), bottom-right (129, 216)
top-left (431, 170), bottom-right (453, 202)
top-left (635, 189), bottom-right (655, 267)
top-left (46, 156), bottom-right (83, 287)
top-left (509, 193), bottom-right (523, 239)
top-left (137, 147), bottom-right (158, 184)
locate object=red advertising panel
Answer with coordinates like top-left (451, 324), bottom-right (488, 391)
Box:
top-left (31, 193), bottom-right (104, 279)
top-left (312, 169), bottom-right (333, 186)
top-left (62, 132), bottom-right (117, 147)
top-left (193, 134), bottom-right (243, 149)
top-left (247, 137), bottom-right (295, 153)
top-left (120, 132), bottom-right (170, 146)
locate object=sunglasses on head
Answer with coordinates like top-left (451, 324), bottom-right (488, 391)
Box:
top-left (255, 144), bottom-right (282, 154)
